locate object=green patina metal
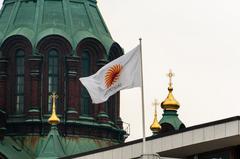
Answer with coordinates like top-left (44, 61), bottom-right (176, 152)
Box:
top-left (0, 131), bottom-right (120, 158)
top-left (0, 137), bottom-right (33, 159)
top-left (159, 110), bottom-right (184, 130)
top-left (37, 126), bottom-right (65, 159)
top-left (0, 0), bottom-right (114, 53)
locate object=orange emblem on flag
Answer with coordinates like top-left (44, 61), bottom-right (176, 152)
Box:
top-left (105, 64), bottom-right (123, 88)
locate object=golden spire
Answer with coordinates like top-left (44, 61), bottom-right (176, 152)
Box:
top-left (161, 70), bottom-right (180, 111)
top-left (48, 92), bottom-right (60, 125)
top-left (150, 99), bottom-right (161, 134)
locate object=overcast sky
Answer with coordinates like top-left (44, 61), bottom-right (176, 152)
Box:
top-left (98, 0), bottom-right (240, 141)
top-left (1, 0), bottom-right (240, 142)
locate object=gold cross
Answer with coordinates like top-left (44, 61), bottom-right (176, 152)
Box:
top-left (152, 99), bottom-right (159, 107)
top-left (167, 69), bottom-right (175, 87)
top-left (152, 99), bottom-right (159, 113)
top-left (48, 92), bottom-right (60, 125)
top-left (50, 92), bottom-right (58, 101)
top-left (50, 92), bottom-right (58, 111)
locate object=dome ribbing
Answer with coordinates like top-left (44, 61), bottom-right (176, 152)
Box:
top-left (0, 0), bottom-right (114, 52)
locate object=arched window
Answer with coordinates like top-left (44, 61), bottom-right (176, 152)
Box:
top-left (37, 36), bottom-right (72, 116)
top-left (80, 50), bottom-right (91, 115)
top-left (15, 50), bottom-right (25, 114)
top-left (47, 49), bottom-right (59, 112)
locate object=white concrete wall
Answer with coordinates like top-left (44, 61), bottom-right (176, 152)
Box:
top-left (73, 120), bottom-right (239, 159)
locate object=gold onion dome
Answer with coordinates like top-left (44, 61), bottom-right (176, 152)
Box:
top-left (150, 114), bottom-right (161, 133)
top-left (150, 99), bottom-right (161, 134)
top-left (48, 92), bottom-right (60, 125)
top-left (161, 70), bottom-right (180, 111)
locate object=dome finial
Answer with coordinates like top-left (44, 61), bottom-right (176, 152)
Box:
top-left (161, 70), bottom-right (180, 110)
top-left (150, 99), bottom-right (161, 134)
top-left (167, 69), bottom-right (174, 89)
top-left (48, 92), bottom-right (60, 125)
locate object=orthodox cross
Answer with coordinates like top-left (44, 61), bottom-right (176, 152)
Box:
top-left (152, 99), bottom-right (159, 114)
top-left (167, 70), bottom-right (175, 88)
top-left (50, 92), bottom-right (58, 112)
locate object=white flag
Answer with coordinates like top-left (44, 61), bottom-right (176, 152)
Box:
top-left (79, 45), bottom-right (141, 104)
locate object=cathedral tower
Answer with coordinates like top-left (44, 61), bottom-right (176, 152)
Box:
top-left (0, 0), bottom-right (126, 158)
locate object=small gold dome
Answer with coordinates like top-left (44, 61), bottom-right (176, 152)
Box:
top-left (161, 87), bottom-right (180, 111)
top-left (48, 112), bottom-right (60, 125)
top-left (161, 70), bottom-right (180, 111)
top-left (48, 92), bottom-right (60, 125)
top-left (150, 99), bottom-right (161, 134)
top-left (150, 114), bottom-right (161, 134)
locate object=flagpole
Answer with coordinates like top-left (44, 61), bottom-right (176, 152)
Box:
top-left (139, 38), bottom-right (146, 156)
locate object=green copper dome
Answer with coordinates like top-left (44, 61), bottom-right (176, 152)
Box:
top-left (0, 0), bottom-right (114, 53)
top-left (0, 0), bottom-right (126, 158)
